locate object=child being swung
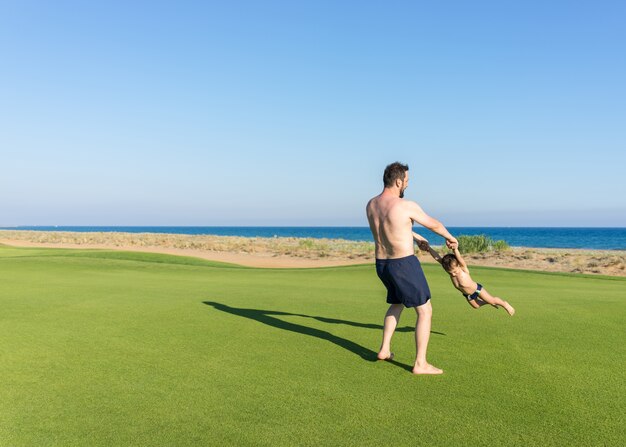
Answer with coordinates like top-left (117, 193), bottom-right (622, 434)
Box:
top-left (413, 232), bottom-right (515, 316)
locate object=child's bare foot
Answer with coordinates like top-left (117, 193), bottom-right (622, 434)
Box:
top-left (412, 363), bottom-right (443, 375)
top-left (377, 351), bottom-right (394, 361)
top-left (503, 302), bottom-right (515, 316)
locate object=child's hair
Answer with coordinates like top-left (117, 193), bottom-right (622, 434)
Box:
top-left (441, 253), bottom-right (459, 272)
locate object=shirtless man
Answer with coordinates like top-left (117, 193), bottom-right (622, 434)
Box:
top-left (366, 162), bottom-right (458, 375)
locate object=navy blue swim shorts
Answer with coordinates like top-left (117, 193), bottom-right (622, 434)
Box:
top-left (463, 283), bottom-right (483, 301)
top-left (375, 255), bottom-right (431, 308)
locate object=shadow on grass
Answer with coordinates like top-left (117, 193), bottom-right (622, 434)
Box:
top-left (203, 301), bottom-right (445, 372)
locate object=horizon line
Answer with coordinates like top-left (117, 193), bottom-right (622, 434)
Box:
top-left (2, 225), bottom-right (625, 229)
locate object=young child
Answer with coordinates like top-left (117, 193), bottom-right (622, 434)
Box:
top-left (413, 232), bottom-right (515, 316)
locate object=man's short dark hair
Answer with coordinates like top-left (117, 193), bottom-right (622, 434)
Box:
top-left (441, 254), bottom-right (459, 272)
top-left (383, 162), bottom-right (409, 187)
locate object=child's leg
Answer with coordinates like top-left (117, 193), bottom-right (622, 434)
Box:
top-left (478, 288), bottom-right (515, 316)
top-left (467, 298), bottom-right (487, 309)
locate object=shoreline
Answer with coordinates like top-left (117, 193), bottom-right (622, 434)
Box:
top-left (1, 230), bottom-right (625, 276)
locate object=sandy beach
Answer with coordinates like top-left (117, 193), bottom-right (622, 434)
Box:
top-left (1, 230), bottom-right (625, 276)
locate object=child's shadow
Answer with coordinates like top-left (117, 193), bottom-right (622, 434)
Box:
top-left (202, 301), bottom-right (445, 372)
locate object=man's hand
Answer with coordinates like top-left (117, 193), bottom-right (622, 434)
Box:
top-left (416, 239), bottom-right (430, 251)
top-left (446, 237), bottom-right (458, 250)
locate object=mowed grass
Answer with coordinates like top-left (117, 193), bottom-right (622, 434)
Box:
top-left (0, 246), bottom-right (624, 446)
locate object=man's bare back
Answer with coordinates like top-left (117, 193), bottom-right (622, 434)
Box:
top-left (366, 194), bottom-right (415, 260)
top-left (366, 170), bottom-right (456, 259)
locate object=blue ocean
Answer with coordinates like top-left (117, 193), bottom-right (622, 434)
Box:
top-left (2, 226), bottom-right (626, 250)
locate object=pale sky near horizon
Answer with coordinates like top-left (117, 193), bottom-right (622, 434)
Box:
top-left (1, 1), bottom-right (625, 227)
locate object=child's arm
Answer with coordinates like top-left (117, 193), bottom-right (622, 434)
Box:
top-left (453, 247), bottom-right (469, 270)
top-left (428, 246), bottom-right (443, 264)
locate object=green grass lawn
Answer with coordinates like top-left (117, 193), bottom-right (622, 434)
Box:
top-left (1, 245), bottom-right (624, 446)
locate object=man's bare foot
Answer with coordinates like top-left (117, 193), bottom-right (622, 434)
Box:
top-left (377, 352), bottom-right (394, 361)
top-left (412, 363), bottom-right (443, 375)
top-left (503, 302), bottom-right (516, 316)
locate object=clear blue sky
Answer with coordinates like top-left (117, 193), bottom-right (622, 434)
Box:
top-left (1, 1), bottom-right (624, 227)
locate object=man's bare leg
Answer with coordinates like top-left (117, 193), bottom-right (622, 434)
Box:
top-left (377, 303), bottom-right (403, 360)
top-left (412, 300), bottom-right (443, 375)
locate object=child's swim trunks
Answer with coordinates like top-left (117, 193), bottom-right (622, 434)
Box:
top-left (375, 255), bottom-right (431, 308)
top-left (463, 283), bottom-right (483, 301)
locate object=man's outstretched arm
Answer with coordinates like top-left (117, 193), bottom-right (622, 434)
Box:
top-left (407, 201), bottom-right (458, 248)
